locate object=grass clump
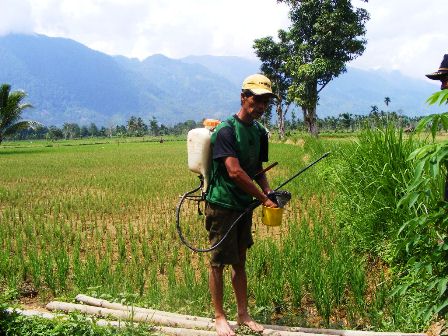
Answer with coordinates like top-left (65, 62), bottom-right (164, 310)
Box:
top-left (0, 312), bottom-right (158, 336)
top-left (332, 125), bottom-right (419, 256)
top-left (331, 124), bottom-right (435, 330)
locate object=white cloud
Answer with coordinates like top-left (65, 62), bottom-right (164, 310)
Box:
top-left (3, 0), bottom-right (289, 60)
top-left (349, 0), bottom-right (448, 79)
top-left (0, 0), bottom-right (34, 35)
top-left (1, 0), bottom-right (446, 79)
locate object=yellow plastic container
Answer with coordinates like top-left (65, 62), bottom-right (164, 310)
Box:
top-left (261, 206), bottom-right (284, 226)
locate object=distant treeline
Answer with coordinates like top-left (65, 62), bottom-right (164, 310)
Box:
top-left (7, 111), bottom-right (425, 141)
top-left (9, 117), bottom-right (201, 141)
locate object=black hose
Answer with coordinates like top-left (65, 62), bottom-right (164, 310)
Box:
top-left (176, 152), bottom-right (331, 252)
top-left (175, 183), bottom-right (259, 252)
top-left (274, 152), bottom-right (330, 190)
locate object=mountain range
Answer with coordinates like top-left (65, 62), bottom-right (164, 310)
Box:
top-left (0, 33), bottom-right (442, 127)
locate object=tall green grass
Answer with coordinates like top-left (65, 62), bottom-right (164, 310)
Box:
top-left (331, 126), bottom-right (419, 255)
top-left (330, 125), bottom-right (432, 330)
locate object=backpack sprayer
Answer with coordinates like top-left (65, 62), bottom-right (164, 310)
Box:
top-left (176, 119), bottom-right (330, 252)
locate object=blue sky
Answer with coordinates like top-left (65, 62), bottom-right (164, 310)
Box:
top-left (1, 0), bottom-right (447, 81)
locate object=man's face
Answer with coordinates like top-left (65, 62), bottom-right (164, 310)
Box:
top-left (241, 93), bottom-right (271, 120)
top-left (441, 76), bottom-right (448, 90)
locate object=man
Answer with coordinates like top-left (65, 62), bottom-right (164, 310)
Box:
top-left (205, 74), bottom-right (278, 336)
top-left (426, 54), bottom-right (448, 201)
top-left (426, 54), bottom-right (448, 90)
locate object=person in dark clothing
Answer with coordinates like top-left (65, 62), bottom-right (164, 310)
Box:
top-left (205, 74), bottom-right (278, 336)
top-left (426, 54), bottom-right (448, 90)
top-left (426, 54), bottom-right (448, 201)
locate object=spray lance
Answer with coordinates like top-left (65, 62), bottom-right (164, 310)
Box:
top-left (176, 119), bottom-right (330, 252)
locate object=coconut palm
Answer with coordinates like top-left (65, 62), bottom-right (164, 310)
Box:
top-left (384, 96), bottom-right (391, 107)
top-left (370, 105), bottom-right (379, 119)
top-left (0, 84), bottom-right (38, 144)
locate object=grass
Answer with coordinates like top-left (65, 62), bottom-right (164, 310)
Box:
top-left (0, 135), bottom-right (429, 333)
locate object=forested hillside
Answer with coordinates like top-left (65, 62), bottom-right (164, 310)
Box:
top-left (0, 33), bottom-right (440, 127)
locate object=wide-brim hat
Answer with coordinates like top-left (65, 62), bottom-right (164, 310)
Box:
top-left (426, 54), bottom-right (448, 80)
top-left (242, 74), bottom-right (278, 98)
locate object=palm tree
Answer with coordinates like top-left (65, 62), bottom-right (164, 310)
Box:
top-left (384, 97), bottom-right (391, 107)
top-left (0, 84), bottom-right (38, 144)
top-left (338, 113), bottom-right (353, 131)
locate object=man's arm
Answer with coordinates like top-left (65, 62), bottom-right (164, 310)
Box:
top-left (223, 157), bottom-right (277, 208)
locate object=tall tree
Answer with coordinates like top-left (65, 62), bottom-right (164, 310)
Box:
top-left (384, 96), bottom-right (391, 107)
top-left (80, 125), bottom-right (89, 138)
top-left (149, 116), bottom-right (160, 136)
top-left (0, 84), bottom-right (38, 144)
top-left (127, 116), bottom-right (147, 136)
top-left (46, 126), bottom-right (63, 140)
top-left (339, 112), bottom-right (354, 131)
top-left (62, 123), bottom-right (80, 139)
top-left (276, 0), bottom-right (369, 136)
top-left (291, 110), bottom-right (297, 130)
top-left (370, 105), bottom-right (379, 114)
top-left (88, 122), bottom-right (99, 137)
top-left (253, 36), bottom-right (293, 139)
top-left (127, 116), bottom-right (138, 134)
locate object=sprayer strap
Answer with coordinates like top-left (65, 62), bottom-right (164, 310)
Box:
top-left (206, 119), bottom-right (234, 196)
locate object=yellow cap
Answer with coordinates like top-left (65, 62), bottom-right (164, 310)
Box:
top-left (242, 74), bottom-right (277, 98)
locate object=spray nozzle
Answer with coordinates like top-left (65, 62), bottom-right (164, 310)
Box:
top-left (267, 190), bottom-right (291, 208)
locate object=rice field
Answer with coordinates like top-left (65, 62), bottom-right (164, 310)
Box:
top-left (0, 137), bottom-right (422, 331)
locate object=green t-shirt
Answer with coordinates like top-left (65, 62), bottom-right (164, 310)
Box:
top-left (206, 116), bottom-right (268, 211)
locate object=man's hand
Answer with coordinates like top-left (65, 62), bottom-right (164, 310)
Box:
top-left (262, 197), bottom-right (278, 208)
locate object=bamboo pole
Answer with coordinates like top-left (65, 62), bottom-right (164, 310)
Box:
top-left (267, 324), bottom-right (427, 336)
top-left (46, 301), bottom-right (216, 330)
top-left (46, 301), bottom-right (330, 335)
top-left (75, 294), bottom-right (212, 323)
top-left (25, 303), bottom-right (428, 336)
top-left (73, 295), bottom-right (426, 336)
top-left (73, 295), bottom-right (330, 335)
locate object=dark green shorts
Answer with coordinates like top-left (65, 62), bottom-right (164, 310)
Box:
top-left (205, 202), bottom-right (254, 267)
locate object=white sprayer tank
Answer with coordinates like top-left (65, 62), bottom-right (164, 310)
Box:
top-left (187, 119), bottom-right (220, 192)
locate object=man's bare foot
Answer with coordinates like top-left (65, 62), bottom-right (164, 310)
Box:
top-left (237, 314), bottom-right (264, 333)
top-left (215, 315), bottom-right (236, 336)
